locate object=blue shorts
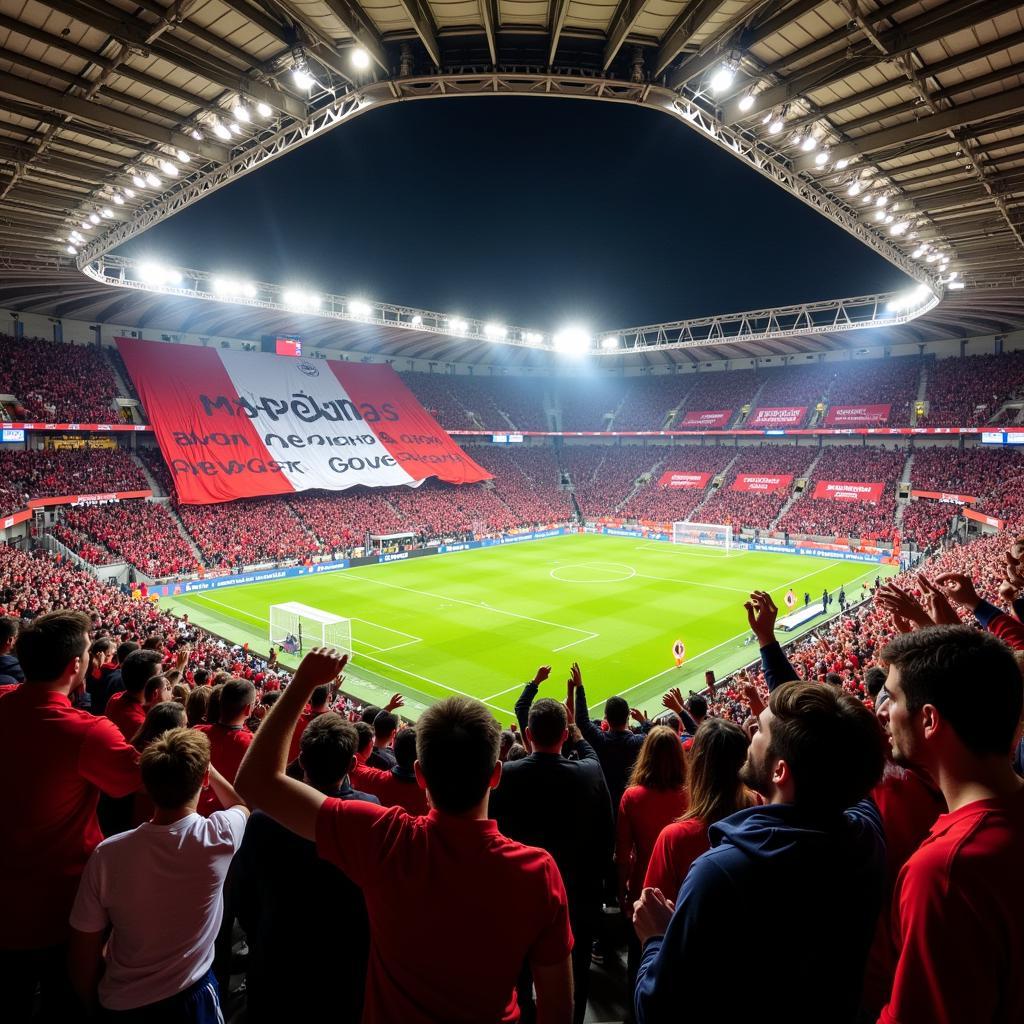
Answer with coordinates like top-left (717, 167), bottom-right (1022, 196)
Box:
top-left (104, 967), bottom-right (223, 1024)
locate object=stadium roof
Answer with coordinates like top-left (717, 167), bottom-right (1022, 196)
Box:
top-left (0, 0), bottom-right (1022, 363)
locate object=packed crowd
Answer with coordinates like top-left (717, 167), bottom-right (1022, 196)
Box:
top-left (2, 523), bottom-right (1023, 1024)
top-left (699, 444), bottom-right (819, 530)
top-left (618, 446), bottom-right (737, 522)
top-left (561, 445), bottom-right (660, 518)
top-left (0, 449), bottom-right (148, 514)
top-left (924, 350), bottom-right (1024, 426)
top-left (613, 376), bottom-right (690, 431)
top-left (471, 445), bottom-right (574, 524)
top-left (827, 356), bottom-right (920, 427)
top-left (674, 369), bottom-right (759, 426)
top-left (777, 447), bottom-right (907, 541)
top-left (0, 335), bottom-right (123, 423)
top-left (557, 377), bottom-right (626, 432)
top-left (746, 362), bottom-right (836, 426)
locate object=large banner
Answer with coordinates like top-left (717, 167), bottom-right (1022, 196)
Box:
top-left (824, 404), bottom-right (891, 426)
top-left (679, 410), bottom-right (731, 428)
top-left (911, 489), bottom-right (978, 505)
top-left (748, 407), bottom-right (807, 428)
top-left (117, 339), bottom-right (491, 504)
top-left (812, 481), bottom-right (885, 502)
top-left (731, 474), bottom-right (794, 493)
top-left (657, 471), bottom-right (712, 489)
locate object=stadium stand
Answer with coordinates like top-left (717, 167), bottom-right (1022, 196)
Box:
top-left (557, 377), bottom-right (626, 431)
top-left (923, 351), bottom-right (1024, 426)
top-left (776, 447), bottom-right (906, 540)
top-left (560, 445), bottom-right (661, 518)
top-left (0, 449), bottom-right (149, 513)
top-left (618, 445), bottom-right (737, 521)
top-left (612, 376), bottom-right (690, 431)
top-left (825, 356), bottom-right (920, 427)
top-left (745, 363), bottom-right (835, 426)
top-left (469, 445), bottom-right (573, 523)
top-left (698, 445), bottom-right (819, 530)
top-left (675, 369), bottom-right (759, 424)
top-left (0, 335), bottom-right (123, 423)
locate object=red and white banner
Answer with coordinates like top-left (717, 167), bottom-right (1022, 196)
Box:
top-left (679, 410), bottom-right (732, 429)
top-left (731, 474), bottom-right (794, 493)
top-left (910, 489), bottom-right (978, 505)
top-left (1, 422), bottom-right (151, 432)
top-left (116, 338), bottom-right (491, 505)
top-left (824, 404), bottom-right (891, 426)
top-left (27, 489), bottom-right (152, 509)
top-left (812, 481), bottom-right (885, 502)
top-left (657, 471), bottom-right (712, 489)
top-left (963, 507), bottom-right (1005, 530)
top-left (747, 407), bottom-right (807, 427)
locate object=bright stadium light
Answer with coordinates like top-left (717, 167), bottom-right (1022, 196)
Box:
top-left (553, 326), bottom-right (591, 356)
top-left (138, 263), bottom-right (181, 287)
top-left (132, 174), bottom-right (145, 188)
top-left (948, 280), bottom-right (965, 290)
top-left (124, 188), bottom-right (135, 198)
top-left (448, 318), bottom-right (469, 335)
top-left (411, 314), bottom-right (423, 326)
top-left (284, 290), bottom-right (321, 309)
top-left (190, 128), bottom-right (203, 140)
top-left (349, 300), bottom-right (372, 317)
top-left (113, 194), bottom-right (125, 205)
top-left (89, 212), bottom-right (100, 224)
top-left (887, 285), bottom-right (932, 313)
top-left (801, 136), bottom-right (817, 152)
top-left (484, 323), bottom-right (508, 340)
top-left (525, 331), bottom-right (544, 345)
top-left (601, 335), bottom-right (620, 350)
top-left (145, 172), bottom-right (161, 188)
top-left (738, 93), bottom-right (755, 112)
top-left (176, 150), bottom-right (191, 163)
top-left (876, 195), bottom-right (888, 207)
top-left (352, 48), bottom-right (371, 70)
top-left (232, 102), bottom-right (250, 123)
top-left (709, 62), bottom-right (736, 93)
top-left (292, 64), bottom-right (314, 91)
top-left (159, 160), bottom-right (178, 177)
top-left (212, 119), bottom-right (231, 140)
top-left (768, 118), bottom-right (784, 134)
top-left (212, 277), bottom-right (254, 298)
top-left (229, 122), bottom-right (241, 135)
top-left (847, 180), bottom-right (861, 196)
top-left (836, 159), bottom-right (849, 170)
top-left (256, 101), bottom-right (272, 117)
top-left (814, 151), bottom-right (829, 165)
top-left (66, 245), bottom-right (77, 255)
top-left (100, 208), bottom-right (113, 218)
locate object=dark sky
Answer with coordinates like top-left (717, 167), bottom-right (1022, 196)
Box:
top-left (119, 98), bottom-right (911, 332)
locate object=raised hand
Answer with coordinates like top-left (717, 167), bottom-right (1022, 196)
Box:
top-left (999, 580), bottom-right (1019, 605)
top-left (744, 590), bottom-right (779, 646)
top-left (662, 686), bottom-right (684, 716)
top-left (629, 707), bottom-right (649, 725)
top-left (568, 662), bottom-right (583, 690)
top-left (532, 665), bottom-right (552, 686)
top-left (875, 582), bottom-right (931, 628)
top-left (933, 572), bottom-right (982, 612)
top-left (384, 692), bottom-right (405, 712)
top-left (292, 648), bottom-right (348, 692)
top-left (917, 574), bottom-right (961, 625)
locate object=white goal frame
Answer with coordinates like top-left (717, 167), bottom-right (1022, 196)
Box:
top-left (269, 601), bottom-right (353, 659)
top-left (672, 521), bottom-right (734, 554)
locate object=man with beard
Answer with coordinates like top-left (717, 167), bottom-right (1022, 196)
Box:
top-left (633, 596), bottom-right (886, 1024)
top-left (878, 624), bottom-right (1024, 1024)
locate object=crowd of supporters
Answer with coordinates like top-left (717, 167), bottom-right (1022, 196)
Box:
top-left (827, 356), bottom-right (920, 427)
top-left (777, 447), bottom-right (907, 541)
top-left (557, 377), bottom-right (625, 431)
top-left (699, 444), bottom-right (819, 530)
top-left (614, 376), bottom-right (689, 431)
top-left (0, 335), bottom-right (122, 423)
top-left (924, 350), bottom-right (1024, 426)
top-left (618, 446), bottom-right (737, 522)
top-left (746, 363), bottom-right (835, 426)
top-left (561, 445), bottom-right (660, 518)
top-left (0, 449), bottom-right (148, 514)
top-left (2, 522), bottom-right (1024, 1022)
top-left (471, 445), bottom-right (574, 524)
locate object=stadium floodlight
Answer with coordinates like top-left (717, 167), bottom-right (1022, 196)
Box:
top-left (948, 281), bottom-right (965, 290)
top-left (190, 128), bottom-right (203, 141)
top-left (145, 172), bottom-right (161, 188)
top-left (229, 122), bottom-right (241, 135)
top-left (212, 119), bottom-right (231, 140)
top-left (256, 101), bottom-right (272, 118)
top-left (100, 208), bottom-right (113, 218)
top-left (448, 318), bottom-right (469, 335)
top-left (113, 194), bottom-right (125, 205)
top-left (601, 335), bottom-right (620, 350)
top-left (768, 118), bottom-right (784, 134)
top-left (159, 160), bottom-right (178, 177)
top-left (553, 326), bottom-right (591, 356)
top-left (349, 299), bottom-right (372, 317)
top-left (138, 262), bottom-right (181, 287)
top-left (887, 285), bottom-right (932, 313)
top-left (801, 136), bottom-right (817, 152)
top-left (709, 61), bottom-right (736, 93)
top-left (212, 277), bottom-right (254, 298)
top-left (836, 158), bottom-right (849, 170)
top-left (846, 180), bottom-right (861, 196)
top-left (738, 93), bottom-right (755, 112)
top-left (525, 331), bottom-right (544, 345)
top-left (132, 174), bottom-right (145, 187)
top-left (352, 48), bottom-right (371, 70)
top-left (284, 289), bottom-right (321, 309)
top-left (66, 245), bottom-right (77, 255)
top-left (875, 195), bottom-right (888, 207)
top-left (484, 323), bottom-right (507, 340)
top-left (80, 221), bottom-right (91, 230)
top-left (124, 188), bottom-right (135, 198)
top-left (89, 212), bottom-right (100, 224)
top-left (176, 150), bottom-right (191, 163)
top-left (411, 314), bottom-right (423, 326)
top-left (911, 246), bottom-right (925, 258)
top-left (814, 150), bottom-right (828, 165)
top-left (232, 102), bottom-right (250, 123)
top-left (292, 62), bottom-right (315, 91)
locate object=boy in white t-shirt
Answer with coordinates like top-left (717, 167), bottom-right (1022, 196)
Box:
top-left (68, 727), bottom-right (249, 1020)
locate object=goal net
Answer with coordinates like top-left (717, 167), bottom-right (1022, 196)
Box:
top-left (269, 602), bottom-right (353, 659)
top-left (672, 521), bottom-right (734, 554)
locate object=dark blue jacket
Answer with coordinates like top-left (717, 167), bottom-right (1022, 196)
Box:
top-left (636, 800), bottom-right (885, 1024)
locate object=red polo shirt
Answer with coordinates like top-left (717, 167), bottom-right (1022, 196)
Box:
top-left (351, 763), bottom-right (430, 816)
top-left (881, 787), bottom-right (1024, 1024)
top-left (194, 722), bottom-right (253, 815)
top-left (643, 817), bottom-right (711, 900)
top-left (105, 690), bottom-right (146, 741)
top-left (617, 784), bottom-right (689, 899)
top-left (316, 801), bottom-right (572, 1023)
top-left (0, 685), bottom-right (140, 949)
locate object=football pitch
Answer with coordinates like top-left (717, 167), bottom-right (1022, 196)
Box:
top-left (164, 535), bottom-right (894, 722)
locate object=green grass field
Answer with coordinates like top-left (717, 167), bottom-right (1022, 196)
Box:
top-left (164, 535), bottom-right (894, 722)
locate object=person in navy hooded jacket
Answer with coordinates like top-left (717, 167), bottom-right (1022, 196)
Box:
top-left (633, 591), bottom-right (887, 1024)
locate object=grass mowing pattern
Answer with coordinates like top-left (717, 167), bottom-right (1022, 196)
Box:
top-left (165, 535), bottom-right (893, 722)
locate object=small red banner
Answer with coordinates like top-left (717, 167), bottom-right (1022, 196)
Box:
top-left (747, 407), bottom-right (807, 427)
top-left (824, 404), bottom-right (891, 426)
top-left (812, 481), bottom-right (885, 502)
top-left (679, 410), bottom-right (732, 428)
top-left (657, 471), bottom-right (712, 489)
top-left (910, 489), bottom-right (978, 505)
top-left (26, 489), bottom-right (152, 509)
top-left (731, 474), bottom-right (794, 493)
top-left (963, 507), bottom-right (1005, 529)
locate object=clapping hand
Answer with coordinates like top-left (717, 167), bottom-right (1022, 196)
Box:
top-left (293, 648), bottom-right (349, 692)
top-left (934, 572), bottom-right (982, 612)
top-left (662, 687), bottom-right (685, 716)
top-left (629, 708), bottom-right (649, 725)
top-left (744, 591), bottom-right (778, 646)
top-left (917, 574), bottom-right (960, 625)
top-left (384, 692), bottom-right (405, 713)
top-left (532, 665), bottom-right (552, 686)
top-left (875, 582), bottom-right (931, 629)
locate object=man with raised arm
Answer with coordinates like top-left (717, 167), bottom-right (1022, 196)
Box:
top-left (235, 648), bottom-right (574, 1024)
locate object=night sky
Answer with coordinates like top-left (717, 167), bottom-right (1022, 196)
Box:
top-left (119, 98), bottom-right (911, 332)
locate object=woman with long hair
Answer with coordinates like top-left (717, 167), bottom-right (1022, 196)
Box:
top-left (185, 684), bottom-right (212, 727)
top-left (644, 717), bottom-right (756, 899)
top-left (617, 726), bottom-right (689, 917)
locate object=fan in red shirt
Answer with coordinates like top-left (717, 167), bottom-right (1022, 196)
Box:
top-left (351, 726), bottom-right (430, 816)
top-left (104, 649), bottom-right (164, 740)
top-left (880, 621), bottom-right (1024, 1024)
top-left (194, 678), bottom-right (255, 815)
top-left (644, 718), bottom-right (755, 900)
top-left (0, 611), bottom-right (140, 1019)
top-left (236, 648), bottom-right (574, 1024)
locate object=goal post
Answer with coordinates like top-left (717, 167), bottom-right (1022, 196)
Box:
top-left (671, 521), bottom-right (734, 554)
top-left (269, 602), bottom-right (353, 659)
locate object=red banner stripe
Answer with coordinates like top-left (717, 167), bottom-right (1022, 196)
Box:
top-left (823, 404), bottom-right (891, 426)
top-left (657, 471), bottom-right (712, 489)
top-left (747, 407), bottom-right (807, 427)
top-left (679, 411), bottom-right (732, 428)
top-left (731, 474), bottom-right (794, 493)
top-left (812, 480), bottom-right (885, 502)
